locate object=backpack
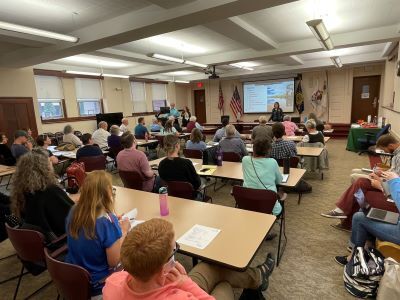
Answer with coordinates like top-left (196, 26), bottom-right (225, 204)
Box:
top-left (343, 247), bottom-right (385, 298)
top-left (56, 143), bottom-right (76, 151)
top-left (65, 162), bottom-right (86, 194)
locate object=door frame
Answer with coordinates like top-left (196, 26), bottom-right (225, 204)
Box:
top-left (351, 75), bottom-right (381, 123)
top-left (0, 97), bottom-right (38, 137)
top-left (193, 89), bottom-right (207, 124)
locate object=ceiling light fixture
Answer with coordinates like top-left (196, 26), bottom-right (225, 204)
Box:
top-left (0, 20), bottom-right (79, 43)
top-left (65, 70), bottom-right (101, 76)
top-left (174, 80), bottom-right (190, 83)
top-left (150, 53), bottom-right (207, 68)
top-left (229, 63), bottom-right (254, 71)
top-left (102, 74), bottom-right (129, 79)
top-left (330, 56), bottom-right (342, 68)
top-left (60, 55), bottom-right (129, 68)
top-left (306, 19), bottom-right (334, 50)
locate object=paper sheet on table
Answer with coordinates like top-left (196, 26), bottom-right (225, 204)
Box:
top-left (122, 208), bottom-right (145, 229)
top-left (192, 162), bottom-right (199, 166)
top-left (177, 224), bottom-right (221, 250)
top-left (281, 174), bottom-right (289, 183)
top-left (198, 165), bottom-right (217, 175)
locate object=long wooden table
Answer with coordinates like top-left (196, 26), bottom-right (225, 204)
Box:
top-left (136, 139), bottom-right (158, 146)
top-left (0, 165), bottom-right (16, 189)
top-left (245, 145), bottom-right (323, 157)
top-left (71, 186), bottom-right (276, 271)
top-left (283, 135), bottom-right (331, 143)
top-left (151, 158), bottom-right (305, 188)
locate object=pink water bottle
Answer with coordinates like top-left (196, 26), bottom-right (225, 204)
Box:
top-left (159, 187), bottom-right (169, 216)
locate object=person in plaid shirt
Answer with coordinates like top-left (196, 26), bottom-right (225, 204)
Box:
top-left (270, 122), bottom-right (297, 160)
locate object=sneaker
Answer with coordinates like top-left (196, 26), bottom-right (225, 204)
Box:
top-left (334, 255), bottom-right (348, 266)
top-left (321, 210), bottom-right (347, 219)
top-left (257, 253), bottom-right (275, 291)
top-left (330, 223), bottom-right (351, 233)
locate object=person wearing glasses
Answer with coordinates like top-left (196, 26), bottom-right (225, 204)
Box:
top-left (66, 171), bottom-right (131, 296)
top-left (103, 218), bottom-right (274, 299)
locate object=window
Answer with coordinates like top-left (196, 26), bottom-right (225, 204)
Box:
top-left (75, 78), bottom-right (102, 116)
top-left (34, 75), bottom-right (64, 119)
top-left (152, 83), bottom-right (167, 111)
top-left (130, 81), bottom-right (147, 112)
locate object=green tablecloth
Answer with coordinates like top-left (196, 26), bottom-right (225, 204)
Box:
top-left (346, 127), bottom-right (381, 152)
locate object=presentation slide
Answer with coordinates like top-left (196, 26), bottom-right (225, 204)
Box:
top-left (243, 79), bottom-right (295, 113)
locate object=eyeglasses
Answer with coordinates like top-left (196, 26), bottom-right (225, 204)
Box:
top-left (166, 242), bottom-right (180, 262)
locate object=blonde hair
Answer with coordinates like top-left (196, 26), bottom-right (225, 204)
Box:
top-left (11, 149), bottom-right (59, 218)
top-left (225, 124), bottom-right (236, 137)
top-left (258, 116), bottom-right (267, 124)
top-left (69, 171), bottom-right (114, 239)
top-left (121, 218), bottom-right (174, 282)
top-left (163, 135), bottom-right (179, 154)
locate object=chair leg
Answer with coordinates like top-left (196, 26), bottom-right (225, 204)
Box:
top-left (276, 204), bottom-right (287, 267)
top-left (297, 192), bottom-right (303, 205)
top-left (192, 257), bottom-right (198, 266)
top-left (13, 265), bottom-right (25, 300)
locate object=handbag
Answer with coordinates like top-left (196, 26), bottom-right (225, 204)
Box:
top-left (377, 257), bottom-right (400, 299)
top-left (65, 162), bottom-right (86, 193)
top-left (56, 143), bottom-right (76, 151)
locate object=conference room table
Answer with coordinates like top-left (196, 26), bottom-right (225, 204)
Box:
top-left (283, 135), bottom-right (331, 143)
top-left (245, 145), bottom-right (324, 157)
top-left (70, 186), bottom-right (276, 271)
top-left (346, 127), bottom-right (381, 152)
top-left (136, 139), bottom-right (158, 146)
top-left (151, 132), bottom-right (191, 139)
top-left (48, 147), bottom-right (109, 160)
top-left (150, 158), bottom-right (305, 188)
top-left (0, 165), bottom-right (16, 188)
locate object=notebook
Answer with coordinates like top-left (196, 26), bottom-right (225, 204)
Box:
top-left (367, 208), bottom-right (399, 225)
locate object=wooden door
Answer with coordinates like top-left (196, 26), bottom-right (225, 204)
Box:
top-left (351, 76), bottom-right (381, 123)
top-left (0, 97), bottom-right (38, 145)
top-left (193, 90), bottom-right (206, 124)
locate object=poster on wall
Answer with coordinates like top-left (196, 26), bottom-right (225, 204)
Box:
top-left (361, 85), bottom-right (370, 99)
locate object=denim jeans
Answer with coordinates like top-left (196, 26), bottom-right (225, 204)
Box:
top-left (350, 212), bottom-right (400, 247)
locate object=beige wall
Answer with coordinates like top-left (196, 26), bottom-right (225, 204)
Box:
top-left (381, 44), bottom-right (400, 137)
top-left (188, 63), bottom-right (385, 124)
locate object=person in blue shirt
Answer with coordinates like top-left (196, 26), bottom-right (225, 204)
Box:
top-left (66, 170), bottom-right (130, 296)
top-left (134, 117), bottom-right (149, 139)
top-left (334, 171), bottom-right (400, 266)
top-left (242, 138), bottom-right (283, 216)
top-left (186, 128), bottom-right (207, 151)
top-left (169, 102), bottom-right (180, 119)
top-left (76, 133), bottom-right (103, 161)
top-left (150, 117), bottom-right (162, 132)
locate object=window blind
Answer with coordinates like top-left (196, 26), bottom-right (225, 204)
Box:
top-left (34, 75), bottom-right (64, 100)
top-left (75, 78), bottom-right (102, 100)
top-left (130, 81), bottom-right (147, 112)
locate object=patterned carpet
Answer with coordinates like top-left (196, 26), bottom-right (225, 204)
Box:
top-left (0, 139), bottom-right (368, 299)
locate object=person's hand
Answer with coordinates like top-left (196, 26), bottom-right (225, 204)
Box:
top-left (26, 141), bottom-right (33, 150)
top-left (174, 262), bottom-right (187, 275)
top-left (119, 218), bottom-right (131, 235)
top-left (373, 167), bottom-right (383, 176)
top-left (369, 173), bottom-right (381, 182)
top-left (370, 179), bottom-right (383, 191)
top-left (165, 263), bottom-right (188, 284)
top-left (381, 171), bottom-right (399, 181)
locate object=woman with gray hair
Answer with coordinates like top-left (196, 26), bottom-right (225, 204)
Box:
top-left (107, 125), bottom-right (122, 149)
top-left (302, 119), bottom-right (325, 144)
top-left (219, 124), bottom-right (248, 159)
top-left (62, 124), bottom-right (82, 147)
top-left (11, 148), bottom-right (74, 240)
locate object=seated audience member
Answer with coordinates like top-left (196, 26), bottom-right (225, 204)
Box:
top-left (213, 117), bottom-right (240, 142)
top-left (186, 128), bottom-right (207, 151)
top-left (242, 138), bottom-right (283, 216)
top-left (334, 170), bottom-right (400, 266)
top-left (302, 119), bottom-right (325, 144)
top-left (103, 218), bottom-right (274, 300)
top-left (268, 102), bottom-right (284, 122)
top-left (160, 119), bottom-right (178, 136)
top-left (219, 124), bottom-right (248, 159)
top-left (0, 132), bottom-right (16, 166)
top-left (181, 106), bottom-right (191, 127)
top-left (22, 128), bottom-right (36, 147)
top-left (11, 130), bottom-right (32, 160)
top-left (63, 125), bottom-right (82, 147)
top-left (36, 134), bottom-right (58, 165)
top-left (169, 116), bottom-right (182, 133)
top-left (159, 135), bottom-right (201, 191)
top-left (66, 171), bottom-right (130, 296)
top-left (92, 121), bottom-right (111, 149)
top-left (251, 116), bottom-right (273, 142)
top-left (134, 117), bottom-right (149, 139)
top-left (321, 134), bottom-right (400, 230)
top-left (11, 149), bottom-right (73, 239)
top-left (117, 132), bottom-right (158, 192)
top-left (119, 118), bottom-right (130, 133)
top-left (186, 116), bottom-right (204, 133)
top-left (150, 118), bottom-right (162, 132)
top-left (270, 122), bottom-right (297, 160)
top-left (308, 113), bottom-right (326, 132)
top-left (108, 125), bottom-right (122, 149)
top-left (168, 102), bottom-right (180, 119)
top-left (282, 115), bottom-right (299, 136)
top-left (76, 133), bottom-right (103, 161)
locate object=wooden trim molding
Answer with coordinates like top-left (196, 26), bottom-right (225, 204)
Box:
top-left (41, 116), bottom-right (97, 124)
top-left (131, 112), bottom-right (158, 117)
top-left (129, 77), bottom-right (169, 84)
top-left (34, 68), bottom-right (104, 80)
top-left (382, 106), bottom-right (400, 113)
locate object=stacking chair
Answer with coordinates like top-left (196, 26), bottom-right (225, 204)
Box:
top-left (119, 170), bottom-right (152, 191)
top-left (232, 185), bottom-right (286, 266)
top-left (183, 148), bottom-right (203, 159)
top-left (54, 132), bottom-right (64, 145)
top-left (78, 155), bottom-right (106, 172)
top-left (44, 248), bottom-right (91, 300)
top-left (5, 224), bottom-right (66, 299)
top-left (166, 181), bottom-right (212, 203)
top-left (376, 240), bottom-right (400, 262)
top-left (222, 151), bottom-right (241, 162)
top-left (276, 156), bottom-right (300, 168)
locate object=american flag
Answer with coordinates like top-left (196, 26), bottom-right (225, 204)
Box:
top-left (218, 83), bottom-right (224, 114)
top-left (230, 85), bottom-right (242, 118)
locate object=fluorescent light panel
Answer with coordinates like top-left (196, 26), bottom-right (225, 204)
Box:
top-left (175, 80), bottom-right (190, 83)
top-left (330, 56), bottom-right (342, 68)
top-left (306, 19), bottom-right (334, 50)
top-left (102, 74), bottom-right (129, 79)
top-left (150, 53), bottom-right (207, 68)
top-left (66, 70), bottom-right (101, 76)
top-left (0, 20), bottom-right (78, 43)
top-left (229, 63), bottom-right (254, 71)
top-left (61, 55), bottom-right (129, 68)
top-left (148, 36), bottom-right (206, 54)
top-left (184, 60), bottom-right (208, 68)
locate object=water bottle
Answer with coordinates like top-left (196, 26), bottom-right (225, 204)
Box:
top-left (159, 187), bottom-right (169, 216)
top-left (283, 158), bottom-right (290, 174)
top-left (216, 148), bottom-right (223, 166)
top-left (303, 116), bottom-right (308, 123)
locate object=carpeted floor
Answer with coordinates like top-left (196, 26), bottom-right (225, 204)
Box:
top-left (0, 139), bottom-right (368, 299)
